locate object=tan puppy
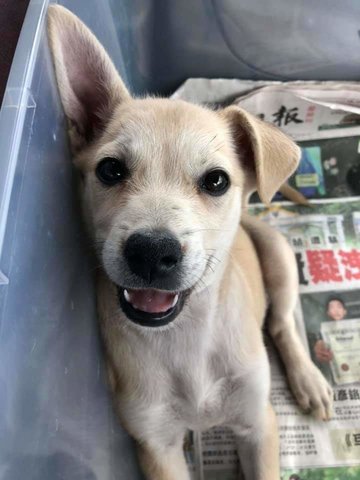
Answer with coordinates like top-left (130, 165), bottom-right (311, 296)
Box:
top-left (48, 6), bottom-right (332, 480)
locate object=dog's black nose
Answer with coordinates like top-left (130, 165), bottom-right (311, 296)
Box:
top-left (124, 230), bottom-right (182, 283)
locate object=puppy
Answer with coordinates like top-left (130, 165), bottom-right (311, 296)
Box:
top-left (48, 6), bottom-right (332, 479)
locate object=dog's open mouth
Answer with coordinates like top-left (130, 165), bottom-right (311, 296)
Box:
top-left (117, 287), bottom-right (186, 327)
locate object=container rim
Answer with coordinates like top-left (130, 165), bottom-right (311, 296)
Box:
top-left (0, 0), bottom-right (52, 285)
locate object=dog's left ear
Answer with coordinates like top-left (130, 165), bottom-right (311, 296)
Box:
top-left (221, 106), bottom-right (301, 204)
top-left (47, 5), bottom-right (131, 152)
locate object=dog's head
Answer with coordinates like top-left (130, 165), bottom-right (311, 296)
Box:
top-left (48, 6), bottom-right (300, 328)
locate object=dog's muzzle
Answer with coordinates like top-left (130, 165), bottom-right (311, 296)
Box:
top-left (118, 229), bottom-right (187, 327)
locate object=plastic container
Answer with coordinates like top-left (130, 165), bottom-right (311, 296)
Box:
top-left (0, 1), bottom-right (142, 479)
top-left (1, 1), bottom-right (360, 478)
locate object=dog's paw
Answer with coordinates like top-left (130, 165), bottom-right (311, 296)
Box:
top-left (288, 361), bottom-right (333, 421)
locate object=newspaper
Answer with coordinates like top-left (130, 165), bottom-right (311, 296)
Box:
top-left (172, 79), bottom-right (360, 479)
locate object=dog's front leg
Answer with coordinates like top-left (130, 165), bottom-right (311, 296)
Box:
top-left (137, 438), bottom-right (190, 480)
top-left (232, 403), bottom-right (279, 480)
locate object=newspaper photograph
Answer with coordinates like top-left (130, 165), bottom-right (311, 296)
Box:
top-left (265, 134), bottom-right (360, 201)
top-left (301, 290), bottom-right (360, 386)
top-left (289, 136), bottom-right (360, 199)
top-left (321, 318), bottom-right (360, 386)
top-left (174, 78), bottom-right (360, 479)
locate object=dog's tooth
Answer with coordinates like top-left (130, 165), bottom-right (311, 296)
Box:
top-left (171, 294), bottom-right (179, 308)
top-left (124, 289), bottom-right (130, 302)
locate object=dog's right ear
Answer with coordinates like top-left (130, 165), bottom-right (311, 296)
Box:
top-left (47, 5), bottom-right (130, 152)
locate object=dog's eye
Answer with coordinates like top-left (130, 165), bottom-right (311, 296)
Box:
top-left (96, 157), bottom-right (128, 186)
top-left (200, 169), bottom-right (230, 196)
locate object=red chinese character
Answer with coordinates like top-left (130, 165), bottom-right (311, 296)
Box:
top-left (306, 250), bottom-right (343, 284)
top-left (338, 249), bottom-right (360, 280)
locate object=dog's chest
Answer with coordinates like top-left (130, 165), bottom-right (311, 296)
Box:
top-left (170, 355), bottom-right (269, 431)
top-left (172, 377), bottom-right (233, 430)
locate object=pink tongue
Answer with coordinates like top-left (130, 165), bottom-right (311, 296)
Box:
top-left (126, 289), bottom-right (177, 314)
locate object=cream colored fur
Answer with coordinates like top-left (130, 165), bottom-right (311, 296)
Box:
top-left (48, 6), bottom-right (333, 480)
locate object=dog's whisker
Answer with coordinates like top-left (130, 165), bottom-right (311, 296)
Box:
top-left (199, 134), bottom-right (218, 156)
top-left (210, 143), bottom-right (225, 155)
top-left (206, 134), bottom-right (218, 147)
top-left (182, 227), bottom-right (233, 237)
